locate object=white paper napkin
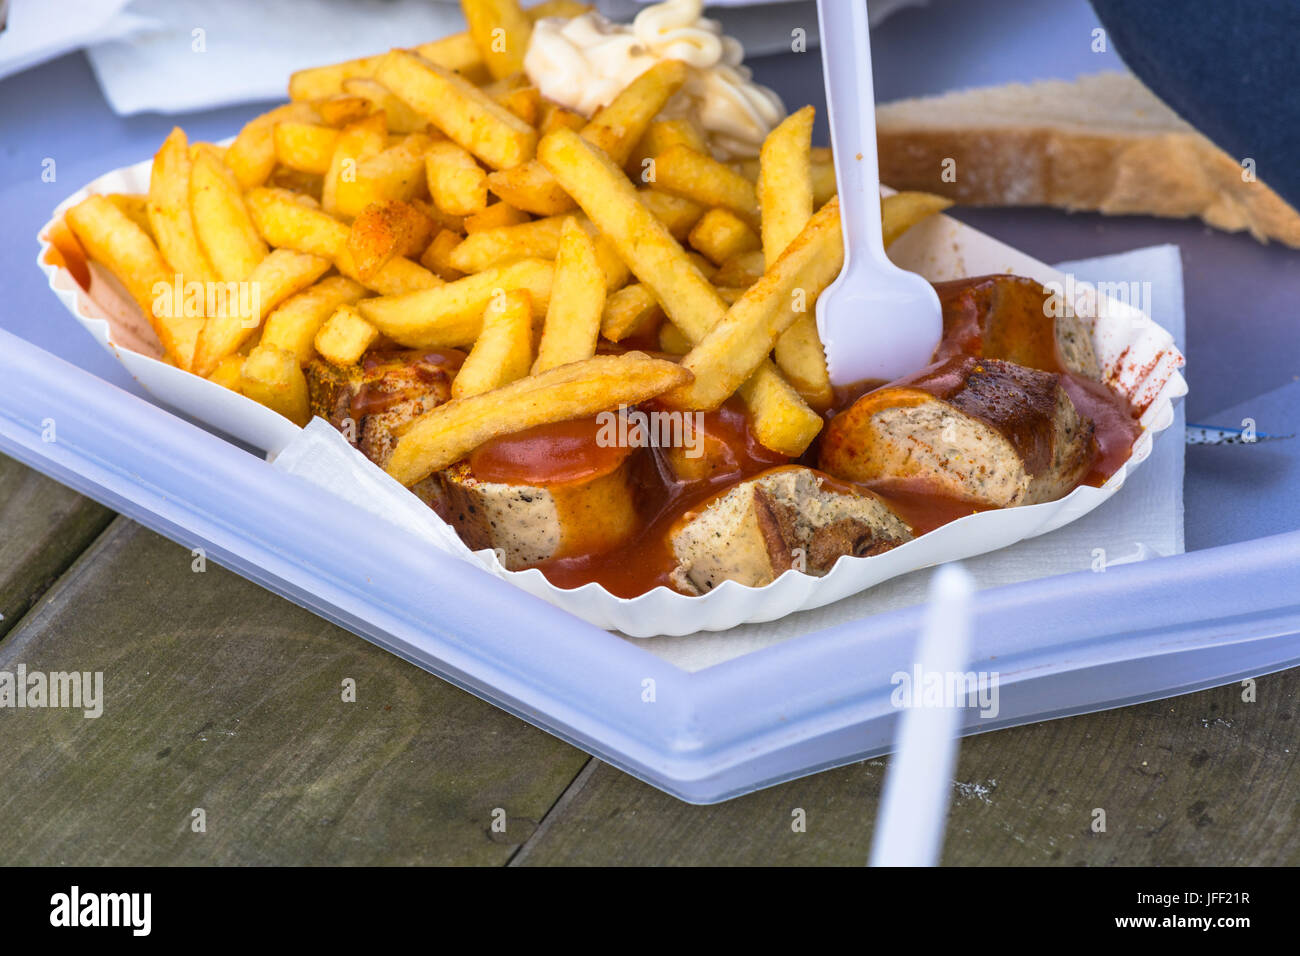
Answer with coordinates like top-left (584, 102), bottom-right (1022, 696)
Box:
top-left (84, 0), bottom-right (466, 115)
top-left (271, 243), bottom-right (1185, 668)
top-left (0, 0), bottom-right (141, 82)
top-left (80, 0), bottom-right (928, 115)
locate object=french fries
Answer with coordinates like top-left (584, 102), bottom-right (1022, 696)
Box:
top-left (452, 289), bottom-right (533, 398)
top-left (882, 191), bottom-right (954, 248)
top-left (347, 200), bottom-right (436, 280)
top-left (667, 197), bottom-right (844, 410)
top-left (335, 132), bottom-right (435, 219)
top-left (314, 304), bottom-right (379, 366)
top-left (190, 144), bottom-right (269, 282)
top-left (485, 59), bottom-right (688, 215)
top-left (461, 0), bottom-right (533, 80)
top-left (341, 78), bottom-right (430, 134)
top-left (374, 50), bottom-right (537, 171)
top-left (653, 144), bottom-right (761, 226)
top-left (192, 248), bottom-right (331, 377)
top-left (65, 194), bottom-right (203, 368)
top-left (259, 275), bottom-right (367, 364)
top-left (601, 283), bottom-right (662, 343)
top-left (240, 343), bottom-right (310, 425)
top-left (385, 353), bottom-right (692, 485)
top-left (688, 208), bottom-right (760, 267)
top-left (358, 257), bottom-right (553, 347)
top-left (274, 121), bottom-right (340, 175)
top-left (532, 218), bottom-right (605, 372)
top-left (149, 127), bottom-right (216, 284)
top-left (425, 140), bottom-right (489, 215)
top-left (322, 112), bottom-right (388, 216)
top-left (759, 106), bottom-right (832, 410)
top-left (537, 126), bottom-right (823, 455)
top-left (225, 102), bottom-right (321, 189)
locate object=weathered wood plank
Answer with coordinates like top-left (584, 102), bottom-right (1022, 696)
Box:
top-left (514, 672), bottom-right (1300, 866)
top-left (0, 456), bottom-right (115, 640)
top-left (0, 519), bottom-right (589, 865)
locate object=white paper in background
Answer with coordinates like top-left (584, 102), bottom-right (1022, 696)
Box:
top-left (84, 0), bottom-right (466, 115)
top-left (0, 0), bottom-right (142, 81)
top-left (637, 244), bottom-right (1187, 671)
top-left (80, 0), bottom-right (927, 115)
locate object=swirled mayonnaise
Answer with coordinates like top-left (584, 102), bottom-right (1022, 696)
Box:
top-left (523, 0), bottom-right (786, 160)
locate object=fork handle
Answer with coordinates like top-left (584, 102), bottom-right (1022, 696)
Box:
top-left (817, 0), bottom-right (887, 263)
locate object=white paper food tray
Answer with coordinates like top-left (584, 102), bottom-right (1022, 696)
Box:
top-left (39, 156), bottom-right (1186, 636)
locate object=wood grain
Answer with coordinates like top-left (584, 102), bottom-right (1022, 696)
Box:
top-left (0, 519), bottom-right (589, 865)
top-left (0, 456), bottom-right (114, 640)
top-left (513, 674), bottom-right (1299, 866)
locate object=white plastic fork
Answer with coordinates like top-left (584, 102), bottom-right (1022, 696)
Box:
top-left (815, 0), bottom-right (943, 385)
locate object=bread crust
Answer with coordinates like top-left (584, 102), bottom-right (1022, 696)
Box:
top-left (877, 79), bottom-right (1300, 248)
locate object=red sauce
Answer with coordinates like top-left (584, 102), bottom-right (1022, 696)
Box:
top-left (445, 274), bottom-right (1143, 595)
top-left (470, 415), bottom-right (630, 485)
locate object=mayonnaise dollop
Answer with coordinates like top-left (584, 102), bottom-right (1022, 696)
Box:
top-left (523, 0), bottom-right (786, 160)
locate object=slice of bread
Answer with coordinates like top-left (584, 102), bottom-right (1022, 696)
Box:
top-left (877, 72), bottom-right (1300, 247)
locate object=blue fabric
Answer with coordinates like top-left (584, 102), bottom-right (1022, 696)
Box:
top-left (1088, 0), bottom-right (1300, 211)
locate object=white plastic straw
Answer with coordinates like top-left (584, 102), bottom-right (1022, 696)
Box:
top-left (869, 563), bottom-right (976, 867)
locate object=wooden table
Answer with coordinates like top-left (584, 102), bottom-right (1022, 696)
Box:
top-left (2, 456), bottom-right (1296, 865)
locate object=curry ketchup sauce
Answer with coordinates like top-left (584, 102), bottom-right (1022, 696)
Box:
top-left (477, 398), bottom-right (790, 597)
top-left (451, 274), bottom-right (1141, 595)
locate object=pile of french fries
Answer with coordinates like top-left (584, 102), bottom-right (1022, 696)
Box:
top-left (63, 0), bottom-right (951, 487)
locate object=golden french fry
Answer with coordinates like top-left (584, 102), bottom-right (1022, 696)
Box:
top-left (358, 257), bottom-right (553, 348)
top-left (347, 199), bottom-right (436, 280)
top-left (245, 187), bottom-right (440, 295)
top-left (627, 117), bottom-right (708, 178)
top-left (688, 208), bottom-right (761, 267)
top-left (492, 82), bottom-right (541, 127)
top-left (322, 112), bottom-right (388, 216)
top-left (532, 218), bottom-right (605, 373)
top-left (288, 33), bottom-right (488, 101)
top-left (657, 320), bottom-right (692, 355)
top-left (192, 248), bottom-right (331, 377)
top-left (539, 103), bottom-right (588, 136)
top-left (314, 304), bottom-right (380, 366)
top-left (667, 197), bottom-right (843, 410)
top-left (374, 50), bottom-right (536, 171)
top-left (452, 288), bottom-right (533, 398)
top-left (425, 140), bottom-right (489, 216)
top-left (485, 59), bottom-right (689, 215)
top-left (226, 102), bottom-right (320, 189)
top-left (759, 105), bottom-right (832, 410)
top-left (335, 133), bottom-right (435, 219)
top-left (65, 195), bottom-right (204, 368)
top-left (601, 283), bottom-right (662, 343)
top-left (273, 121), bottom-right (340, 175)
top-left (461, 0), bottom-right (533, 80)
top-left (315, 94), bottom-right (373, 128)
top-left (812, 157), bottom-right (838, 208)
top-left (537, 128), bottom-right (724, 343)
top-left (711, 249), bottom-right (766, 288)
top-left (259, 275), bottom-right (367, 364)
top-left (448, 213), bottom-right (567, 272)
top-left (341, 77), bottom-right (430, 134)
top-left (149, 127), bottom-right (216, 283)
top-left (385, 352), bottom-right (692, 485)
top-left (653, 144), bottom-right (761, 226)
top-left (240, 343), bottom-right (310, 425)
top-left (207, 353), bottom-right (246, 392)
top-left (536, 127), bottom-right (823, 453)
top-left (105, 193), bottom-right (153, 239)
top-left (637, 189), bottom-right (705, 240)
top-left (758, 106), bottom-right (815, 262)
top-left (421, 228), bottom-right (466, 280)
top-left (882, 191), bottom-right (953, 248)
top-left (190, 144), bottom-right (269, 282)
top-left (464, 201), bottom-right (529, 233)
